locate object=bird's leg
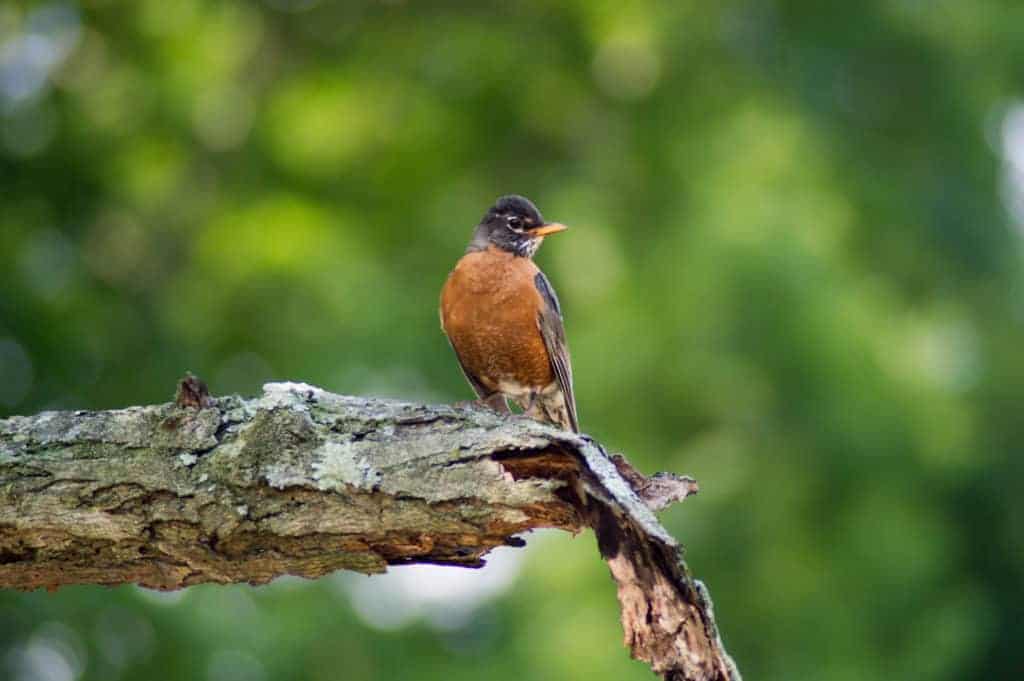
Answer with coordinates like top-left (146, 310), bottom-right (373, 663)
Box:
top-left (522, 391), bottom-right (543, 419)
top-left (452, 393), bottom-right (510, 413)
top-left (454, 390), bottom-right (510, 413)
top-left (481, 392), bottom-right (511, 414)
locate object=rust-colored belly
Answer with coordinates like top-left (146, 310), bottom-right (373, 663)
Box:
top-left (440, 248), bottom-right (554, 393)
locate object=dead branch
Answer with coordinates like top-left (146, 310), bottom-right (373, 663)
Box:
top-left (0, 381), bottom-right (739, 681)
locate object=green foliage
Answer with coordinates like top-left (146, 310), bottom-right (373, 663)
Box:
top-left (2, 1), bottom-right (1023, 679)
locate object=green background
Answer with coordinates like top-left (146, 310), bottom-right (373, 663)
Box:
top-left (2, 1), bottom-right (1023, 679)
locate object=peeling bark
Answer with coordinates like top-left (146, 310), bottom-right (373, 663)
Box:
top-left (0, 381), bottom-right (739, 681)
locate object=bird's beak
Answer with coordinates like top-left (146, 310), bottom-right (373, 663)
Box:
top-left (529, 222), bottom-right (569, 237)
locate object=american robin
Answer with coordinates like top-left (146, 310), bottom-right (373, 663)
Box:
top-left (440, 195), bottom-right (578, 432)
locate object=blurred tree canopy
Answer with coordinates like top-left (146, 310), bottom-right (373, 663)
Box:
top-left (2, 1), bottom-right (1024, 680)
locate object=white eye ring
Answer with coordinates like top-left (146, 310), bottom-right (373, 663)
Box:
top-left (508, 216), bottom-right (524, 232)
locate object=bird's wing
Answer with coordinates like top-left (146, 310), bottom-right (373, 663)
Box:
top-left (534, 271), bottom-right (579, 432)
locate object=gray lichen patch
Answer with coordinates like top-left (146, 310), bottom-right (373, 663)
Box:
top-left (311, 440), bottom-right (381, 492)
top-left (262, 462), bottom-right (308, 490)
top-left (259, 381), bottom-right (324, 410)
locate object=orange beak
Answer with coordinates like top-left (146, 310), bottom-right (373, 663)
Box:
top-left (528, 222), bottom-right (569, 237)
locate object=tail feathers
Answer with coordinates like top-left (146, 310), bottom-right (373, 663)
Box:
top-left (523, 389), bottom-right (578, 433)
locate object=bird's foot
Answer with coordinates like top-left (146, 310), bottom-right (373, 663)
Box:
top-left (481, 393), bottom-right (512, 414)
top-left (451, 395), bottom-right (511, 415)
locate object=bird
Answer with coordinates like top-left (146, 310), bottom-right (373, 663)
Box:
top-left (440, 195), bottom-right (579, 433)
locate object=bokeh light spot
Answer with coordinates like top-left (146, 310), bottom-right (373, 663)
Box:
top-left (5, 622), bottom-right (86, 681)
top-left (592, 36), bottom-right (660, 100)
top-left (0, 3), bottom-right (79, 109)
top-left (337, 544), bottom-right (525, 632)
top-left (1000, 101), bottom-right (1024, 228)
top-left (110, 137), bottom-right (188, 207)
top-left (16, 226), bottom-right (76, 300)
top-left (83, 211), bottom-right (160, 289)
top-left (207, 649), bottom-right (266, 681)
top-left (0, 338), bottom-right (33, 407)
top-left (197, 194), bottom-right (347, 280)
top-left (192, 85), bottom-right (254, 150)
top-left (93, 607), bottom-right (156, 670)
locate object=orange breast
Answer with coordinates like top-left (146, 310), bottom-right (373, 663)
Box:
top-left (440, 246), bottom-right (554, 392)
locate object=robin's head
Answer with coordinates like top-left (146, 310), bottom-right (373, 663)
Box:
top-left (468, 195), bottom-right (568, 257)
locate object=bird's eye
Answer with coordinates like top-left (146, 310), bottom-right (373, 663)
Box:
top-left (507, 216), bottom-right (524, 231)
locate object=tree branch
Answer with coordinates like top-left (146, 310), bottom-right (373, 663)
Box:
top-left (0, 381), bottom-right (739, 681)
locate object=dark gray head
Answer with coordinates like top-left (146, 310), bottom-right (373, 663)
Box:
top-left (467, 195), bottom-right (568, 257)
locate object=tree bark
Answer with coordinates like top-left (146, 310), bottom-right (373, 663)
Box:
top-left (0, 381), bottom-right (740, 681)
